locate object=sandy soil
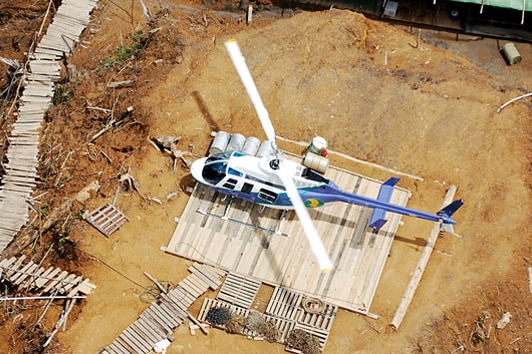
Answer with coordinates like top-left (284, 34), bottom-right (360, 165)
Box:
top-left (1, 0), bottom-right (531, 353)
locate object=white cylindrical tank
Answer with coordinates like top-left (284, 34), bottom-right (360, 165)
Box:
top-left (225, 133), bottom-right (246, 152)
top-left (256, 140), bottom-right (275, 158)
top-left (241, 136), bottom-right (260, 156)
top-left (303, 151), bottom-right (329, 174)
top-left (209, 131), bottom-right (230, 155)
top-left (501, 43), bottom-right (522, 66)
top-left (310, 136), bottom-right (327, 152)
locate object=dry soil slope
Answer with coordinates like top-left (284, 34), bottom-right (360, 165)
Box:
top-left (147, 8), bottom-right (531, 351)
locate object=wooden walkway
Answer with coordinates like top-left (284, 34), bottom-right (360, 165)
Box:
top-left (0, 255), bottom-right (96, 296)
top-left (0, 0), bottom-right (99, 252)
top-left (165, 153), bottom-right (410, 314)
top-left (100, 263), bottom-right (225, 354)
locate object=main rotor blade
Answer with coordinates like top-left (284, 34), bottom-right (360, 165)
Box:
top-left (225, 39), bottom-right (276, 143)
top-left (277, 165), bottom-right (333, 273)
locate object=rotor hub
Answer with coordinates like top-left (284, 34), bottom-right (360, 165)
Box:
top-left (269, 159), bottom-right (280, 170)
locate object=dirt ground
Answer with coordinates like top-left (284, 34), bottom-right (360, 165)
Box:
top-left (1, 0), bottom-right (531, 353)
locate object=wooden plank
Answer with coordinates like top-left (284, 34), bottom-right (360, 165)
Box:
top-left (147, 304), bottom-right (176, 329)
top-left (42, 270), bottom-right (68, 293)
top-left (134, 317), bottom-right (166, 342)
top-left (137, 315), bottom-right (171, 337)
top-left (165, 287), bottom-right (195, 311)
top-left (178, 277), bottom-right (203, 298)
top-left (129, 322), bottom-right (158, 348)
top-left (22, 265), bottom-right (46, 290)
top-left (186, 273), bottom-right (211, 292)
top-left (13, 262), bottom-right (38, 285)
top-left (141, 308), bottom-right (174, 334)
top-left (123, 326), bottom-right (152, 352)
top-left (5, 255), bottom-right (26, 278)
top-left (116, 332), bottom-right (142, 354)
top-left (105, 341), bottom-right (128, 354)
top-left (157, 299), bottom-right (185, 324)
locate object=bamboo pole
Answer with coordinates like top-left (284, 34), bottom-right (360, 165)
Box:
top-left (389, 185), bottom-right (457, 330)
top-left (0, 295), bottom-right (86, 301)
top-left (43, 298), bottom-right (77, 347)
top-left (522, 0), bottom-right (526, 25)
top-left (276, 135), bottom-right (424, 181)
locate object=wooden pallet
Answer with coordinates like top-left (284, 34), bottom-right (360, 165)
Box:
top-left (84, 203), bottom-right (129, 237)
top-left (286, 322), bottom-right (330, 353)
top-left (265, 286), bottom-right (304, 321)
top-left (216, 272), bottom-right (261, 309)
top-left (297, 301), bottom-right (337, 332)
top-left (198, 297), bottom-right (251, 325)
top-left (188, 262), bottom-right (224, 290)
top-left (285, 300), bottom-right (337, 352)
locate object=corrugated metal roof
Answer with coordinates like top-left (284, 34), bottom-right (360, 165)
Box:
top-left (449, 0), bottom-right (532, 12)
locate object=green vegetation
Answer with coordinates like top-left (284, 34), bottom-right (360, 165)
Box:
top-left (97, 33), bottom-right (148, 71)
top-left (52, 84), bottom-right (73, 105)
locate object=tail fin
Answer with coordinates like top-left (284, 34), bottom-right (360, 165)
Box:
top-left (369, 177), bottom-right (400, 230)
top-left (438, 199), bottom-right (464, 234)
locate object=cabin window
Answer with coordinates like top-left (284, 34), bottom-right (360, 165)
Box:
top-left (228, 168), bottom-right (243, 177)
top-left (223, 178), bottom-right (238, 190)
top-left (241, 182), bottom-right (253, 194)
top-left (258, 188), bottom-right (277, 203)
top-left (202, 161), bottom-right (227, 185)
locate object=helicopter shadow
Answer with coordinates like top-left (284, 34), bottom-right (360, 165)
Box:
top-left (179, 174), bottom-right (197, 196)
top-left (192, 90), bottom-right (220, 131)
top-left (393, 235), bottom-right (428, 249)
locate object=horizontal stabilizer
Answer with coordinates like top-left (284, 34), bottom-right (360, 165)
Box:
top-left (369, 177), bottom-right (400, 230)
top-left (369, 214), bottom-right (387, 230)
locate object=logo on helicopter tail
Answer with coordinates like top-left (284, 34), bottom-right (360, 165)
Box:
top-left (305, 198), bottom-right (324, 208)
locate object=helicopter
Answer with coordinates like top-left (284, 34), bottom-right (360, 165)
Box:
top-left (190, 39), bottom-right (463, 272)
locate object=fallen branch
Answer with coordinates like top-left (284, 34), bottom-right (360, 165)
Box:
top-left (119, 172), bottom-right (147, 200)
top-left (107, 80), bottom-right (134, 88)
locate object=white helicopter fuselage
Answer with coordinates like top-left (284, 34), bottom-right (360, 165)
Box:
top-left (190, 151), bottom-right (329, 209)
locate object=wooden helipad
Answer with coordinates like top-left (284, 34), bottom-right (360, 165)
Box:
top-left (165, 154), bottom-right (410, 313)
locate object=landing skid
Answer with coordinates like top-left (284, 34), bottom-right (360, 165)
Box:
top-left (196, 208), bottom-right (291, 237)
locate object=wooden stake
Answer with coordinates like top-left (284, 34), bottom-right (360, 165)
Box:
top-left (186, 310), bottom-right (209, 335)
top-left (247, 5), bottom-right (253, 25)
top-left (390, 186), bottom-right (457, 330)
top-left (528, 267), bottom-right (532, 295)
top-left (144, 272), bottom-right (168, 294)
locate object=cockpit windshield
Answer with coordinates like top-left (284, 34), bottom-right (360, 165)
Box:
top-left (202, 151), bottom-right (232, 184)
